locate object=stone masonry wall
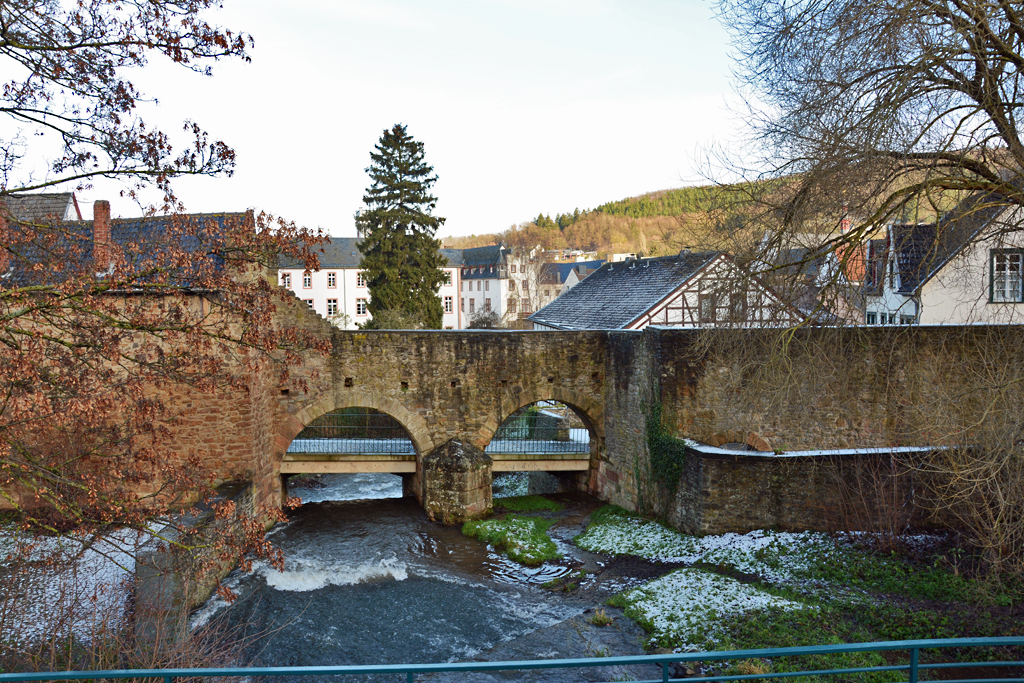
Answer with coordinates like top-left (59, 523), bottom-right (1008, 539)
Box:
top-left (639, 325), bottom-right (1024, 532)
top-left (137, 294), bottom-right (1024, 537)
top-left (589, 331), bottom-right (654, 511)
top-left (668, 452), bottom-right (943, 535)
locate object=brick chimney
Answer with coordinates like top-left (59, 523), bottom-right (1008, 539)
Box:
top-left (93, 200), bottom-right (111, 273)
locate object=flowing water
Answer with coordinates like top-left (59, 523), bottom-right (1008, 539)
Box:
top-left (192, 474), bottom-right (594, 670)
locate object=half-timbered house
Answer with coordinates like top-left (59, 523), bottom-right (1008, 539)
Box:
top-left (527, 251), bottom-right (805, 330)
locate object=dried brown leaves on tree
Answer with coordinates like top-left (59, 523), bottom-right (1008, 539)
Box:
top-left (0, 1), bottom-right (328, 572)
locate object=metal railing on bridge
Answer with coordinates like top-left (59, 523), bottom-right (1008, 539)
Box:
top-left (1, 637), bottom-right (1020, 683)
top-left (484, 408), bottom-right (590, 455)
top-left (286, 408), bottom-right (591, 457)
top-left (288, 410), bottom-right (414, 456)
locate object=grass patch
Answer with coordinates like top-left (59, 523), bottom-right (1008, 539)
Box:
top-left (609, 567), bottom-right (809, 650)
top-left (583, 504), bottom-right (1023, 672)
top-left (462, 515), bottom-right (560, 565)
top-left (494, 495), bottom-right (564, 513)
top-left (795, 542), bottom-right (1023, 606)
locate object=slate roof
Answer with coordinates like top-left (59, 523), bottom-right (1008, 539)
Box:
top-left (4, 192), bottom-right (80, 223)
top-left (279, 237), bottom-right (362, 269)
top-left (5, 212), bottom-right (247, 287)
top-left (460, 244), bottom-right (507, 267)
top-left (891, 188), bottom-right (1017, 294)
top-left (439, 248), bottom-right (464, 267)
top-left (538, 260), bottom-right (605, 285)
top-left (279, 238), bottom-right (464, 269)
top-left (528, 251), bottom-right (721, 330)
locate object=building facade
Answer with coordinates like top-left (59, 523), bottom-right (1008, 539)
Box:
top-left (278, 237), bottom-right (462, 329)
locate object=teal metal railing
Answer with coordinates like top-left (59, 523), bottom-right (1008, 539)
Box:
top-left (0, 638), bottom-right (1020, 683)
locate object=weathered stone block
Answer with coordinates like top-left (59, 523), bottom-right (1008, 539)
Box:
top-left (421, 438), bottom-right (492, 525)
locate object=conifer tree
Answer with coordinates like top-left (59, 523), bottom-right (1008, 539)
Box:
top-left (356, 124), bottom-right (446, 329)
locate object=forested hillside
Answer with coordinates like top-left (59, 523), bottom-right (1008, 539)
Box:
top-left (442, 178), bottom-right (966, 258)
top-left (442, 185), bottom-right (739, 257)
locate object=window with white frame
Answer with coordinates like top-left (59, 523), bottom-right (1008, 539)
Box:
top-left (444, 296), bottom-right (453, 313)
top-left (357, 272), bottom-right (367, 287)
top-left (992, 250), bottom-right (1024, 302)
top-left (303, 299), bottom-right (314, 308)
top-left (460, 297), bottom-right (465, 312)
top-left (485, 280), bottom-right (489, 291)
top-left (443, 271), bottom-right (452, 286)
top-left (477, 281), bottom-right (481, 291)
top-left (327, 272), bottom-right (337, 288)
top-left (511, 264), bottom-right (516, 273)
top-left (356, 298), bottom-right (368, 315)
top-left (281, 272), bottom-right (292, 288)
top-left (302, 272), bottom-right (312, 288)
top-left (866, 311), bottom-right (877, 325)
top-left (485, 298), bottom-right (491, 311)
top-left (469, 299), bottom-right (475, 313)
top-left (327, 299), bottom-right (338, 316)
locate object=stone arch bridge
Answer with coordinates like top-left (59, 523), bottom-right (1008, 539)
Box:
top-left (191, 296), bottom-right (1021, 531)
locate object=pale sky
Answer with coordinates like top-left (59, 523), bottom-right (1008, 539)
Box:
top-left (82, 0), bottom-right (739, 239)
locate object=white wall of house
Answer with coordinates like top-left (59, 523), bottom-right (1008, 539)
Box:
top-left (279, 266), bottom-right (462, 329)
top-left (866, 209), bottom-right (1024, 326)
top-left (918, 223), bottom-right (1024, 325)
top-left (458, 254), bottom-right (536, 325)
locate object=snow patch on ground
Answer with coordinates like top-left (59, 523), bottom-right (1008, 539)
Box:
top-left (621, 568), bottom-right (807, 649)
top-left (576, 511), bottom-right (830, 649)
top-left (493, 472), bottom-right (529, 498)
top-left (576, 514), bottom-right (832, 584)
top-left (0, 527), bottom-right (151, 641)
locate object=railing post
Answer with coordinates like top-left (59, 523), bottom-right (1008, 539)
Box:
top-left (663, 662), bottom-right (669, 683)
top-left (407, 671), bottom-right (414, 683)
top-left (909, 647), bottom-right (919, 683)
top-left (165, 676), bottom-right (173, 683)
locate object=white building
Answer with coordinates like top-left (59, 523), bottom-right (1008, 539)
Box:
top-left (278, 237), bottom-right (463, 329)
top-left (456, 244), bottom-right (540, 327)
top-left (864, 192), bottom-right (1024, 325)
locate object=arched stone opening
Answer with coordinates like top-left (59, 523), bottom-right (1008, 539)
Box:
top-left (481, 393), bottom-right (602, 497)
top-left (274, 392), bottom-right (434, 462)
top-left (271, 393), bottom-right (435, 506)
top-left (484, 388), bottom-right (604, 448)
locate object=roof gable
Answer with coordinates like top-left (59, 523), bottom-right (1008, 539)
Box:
top-left (527, 252), bottom-right (721, 330)
top-left (894, 188), bottom-right (1018, 294)
top-left (4, 192), bottom-right (80, 223)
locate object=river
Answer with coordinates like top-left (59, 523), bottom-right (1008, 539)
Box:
top-left (191, 473), bottom-right (662, 678)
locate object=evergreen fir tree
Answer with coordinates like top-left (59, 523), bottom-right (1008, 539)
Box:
top-left (356, 124), bottom-right (447, 329)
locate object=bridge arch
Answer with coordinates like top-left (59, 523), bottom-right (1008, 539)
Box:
top-left (476, 388), bottom-right (604, 453)
top-left (273, 391), bottom-right (436, 463)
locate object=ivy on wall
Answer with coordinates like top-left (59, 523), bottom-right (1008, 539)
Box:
top-left (647, 402), bottom-right (688, 493)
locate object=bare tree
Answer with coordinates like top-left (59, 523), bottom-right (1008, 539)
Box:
top-left (713, 0), bottom-right (1024, 284)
